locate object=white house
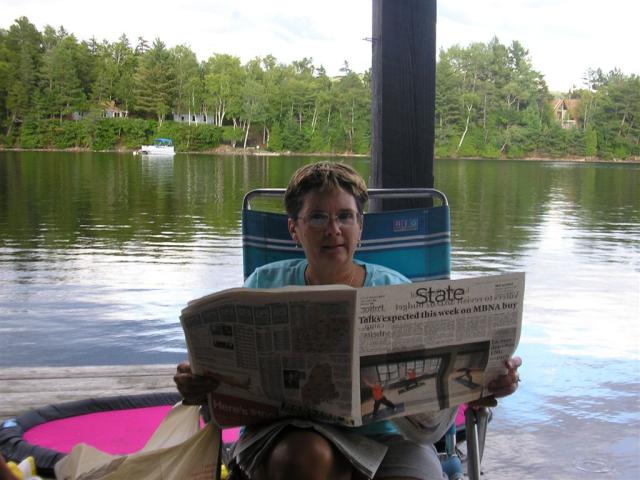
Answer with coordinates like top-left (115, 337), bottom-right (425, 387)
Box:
top-left (172, 112), bottom-right (214, 125)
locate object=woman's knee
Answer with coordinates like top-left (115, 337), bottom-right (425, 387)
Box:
top-left (264, 429), bottom-right (351, 480)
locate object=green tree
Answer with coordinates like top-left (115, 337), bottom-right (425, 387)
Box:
top-left (435, 37), bottom-right (552, 158)
top-left (307, 66), bottom-right (334, 152)
top-left (4, 17), bottom-right (43, 133)
top-left (260, 54), bottom-right (285, 148)
top-left (39, 33), bottom-right (87, 121)
top-left (239, 58), bottom-right (267, 148)
top-left (0, 29), bottom-right (11, 131)
top-left (203, 53), bottom-right (244, 127)
top-left (112, 35), bottom-right (137, 111)
top-left (171, 45), bottom-right (202, 121)
top-left (133, 39), bottom-right (176, 124)
top-left (333, 71), bottom-right (370, 153)
top-left (584, 126), bottom-right (597, 156)
top-left (435, 48), bottom-right (462, 155)
top-left (92, 40), bottom-right (119, 104)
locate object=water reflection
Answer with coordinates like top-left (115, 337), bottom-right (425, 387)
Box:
top-left (1, 152), bottom-right (639, 476)
top-left (1, 154), bottom-right (638, 366)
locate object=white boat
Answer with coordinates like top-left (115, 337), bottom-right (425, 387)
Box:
top-left (135, 138), bottom-right (175, 156)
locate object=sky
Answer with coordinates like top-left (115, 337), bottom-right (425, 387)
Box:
top-left (2, 0), bottom-right (637, 93)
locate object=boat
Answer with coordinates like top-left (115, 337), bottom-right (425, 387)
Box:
top-left (135, 138), bottom-right (175, 156)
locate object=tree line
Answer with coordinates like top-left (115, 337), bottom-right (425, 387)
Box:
top-left (0, 17), bottom-right (638, 159)
top-left (435, 40), bottom-right (639, 160)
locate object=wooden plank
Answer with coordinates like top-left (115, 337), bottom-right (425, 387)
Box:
top-left (370, 0), bottom-right (437, 210)
top-left (4, 377), bottom-right (175, 394)
top-left (0, 364), bottom-right (176, 380)
top-left (1, 364), bottom-right (178, 419)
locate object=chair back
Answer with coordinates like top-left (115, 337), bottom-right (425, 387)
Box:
top-left (242, 188), bottom-right (450, 282)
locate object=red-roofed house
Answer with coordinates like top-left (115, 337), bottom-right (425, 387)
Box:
top-left (550, 98), bottom-right (581, 129)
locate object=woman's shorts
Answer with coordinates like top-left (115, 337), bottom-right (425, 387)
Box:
top-left (226, 419), bottom-right (446, 479)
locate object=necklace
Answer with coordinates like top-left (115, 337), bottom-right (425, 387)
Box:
top-left (305, 264), bottom-right (357, 287)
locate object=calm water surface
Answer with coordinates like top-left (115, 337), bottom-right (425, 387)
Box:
top-left (0, 152), bottom-right (638, 478)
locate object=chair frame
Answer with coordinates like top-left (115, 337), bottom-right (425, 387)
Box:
top-left (243, 187), bottom-right (448, 210)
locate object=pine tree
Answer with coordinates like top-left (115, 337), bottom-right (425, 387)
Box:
top-left (133, 39), bottom-right (176, 124)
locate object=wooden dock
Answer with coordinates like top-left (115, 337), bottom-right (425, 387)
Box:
top-left (0, 364), bottom-right (532, 479)
top-left (1, 364), bottom-right (177, 419)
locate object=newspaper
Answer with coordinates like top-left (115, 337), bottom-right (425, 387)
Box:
top-left (180, 272), bottom-right (524, 430)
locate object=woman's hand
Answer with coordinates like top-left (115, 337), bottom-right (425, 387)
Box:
top-left (173, 361), bottom-right (220, 405)
top-left (468, 356), bottom-right (522, 408)
top-left (488, 356), bottom-right (522, 398)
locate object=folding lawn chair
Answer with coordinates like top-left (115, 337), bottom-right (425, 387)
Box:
top-left (242, 187), bottom-right (488, 480)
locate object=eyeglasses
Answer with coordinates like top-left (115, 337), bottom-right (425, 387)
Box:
top-left (300, 210), bottom-right (362, 229)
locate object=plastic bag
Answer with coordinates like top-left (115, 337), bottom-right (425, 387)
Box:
top-left (54, 402), bottom-right (220, 480)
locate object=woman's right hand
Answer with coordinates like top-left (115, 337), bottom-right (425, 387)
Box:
top-left (173, 362), bottom-right (220, 405)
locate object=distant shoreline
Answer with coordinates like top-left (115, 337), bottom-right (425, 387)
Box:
top-left (1, 146), bottom-right (638, 164)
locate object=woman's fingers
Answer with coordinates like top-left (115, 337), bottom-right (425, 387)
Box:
top-left (467, 396), bottom-right (498, 408)
top-left (487, 357), bottom-right (522, 398)
top-left (506, 356), bottom-right (522, 371)
top-left (487, 379), bottom-right (518, 398)
top-left (174, 362), bottom-right (220, 405)
top-left (175, 373), bottom-right (219, 393)
top-left (176, 361), bottom-right (192, 374)
top-left (181, 393), bottom-right (209, 406)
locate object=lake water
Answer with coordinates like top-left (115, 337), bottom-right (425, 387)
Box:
top-left (0, 151), bottom-right (638, 478)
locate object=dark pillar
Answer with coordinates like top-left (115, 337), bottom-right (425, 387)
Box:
top-left (370, 0), bottom-right (437, 211)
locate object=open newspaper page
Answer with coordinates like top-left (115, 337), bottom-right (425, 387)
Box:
top-left (355, 272), bottom-right (524, 426)
top-left (180, 285), bottom-right (359, 428)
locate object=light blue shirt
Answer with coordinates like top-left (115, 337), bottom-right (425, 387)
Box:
top-left (244, 258), bottom-right (410, 289)
top-left (244, 258), bottom-right (410, 436)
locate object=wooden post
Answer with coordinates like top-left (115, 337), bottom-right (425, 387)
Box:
top-left (370, 0), bottom-right (437, 211)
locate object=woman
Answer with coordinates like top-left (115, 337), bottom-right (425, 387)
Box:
top-left (175, 162), bottom-right (521, 480)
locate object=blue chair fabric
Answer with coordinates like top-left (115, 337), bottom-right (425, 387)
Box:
top-left (242, 189), bottom-right (451, 282)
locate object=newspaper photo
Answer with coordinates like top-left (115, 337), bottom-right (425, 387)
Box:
top-left (180, 272), bottom-right (524, 429)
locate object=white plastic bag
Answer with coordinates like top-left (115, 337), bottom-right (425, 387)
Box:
top-left (54, 402), bottom-right (220, 480)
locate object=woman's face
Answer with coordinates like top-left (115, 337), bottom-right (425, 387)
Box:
top-left (288, 187), bottom-right (363, 271)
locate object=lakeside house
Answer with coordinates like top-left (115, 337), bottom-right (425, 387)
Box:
top-left (550, 98), bottom-right (580, 129)
top-left (72, 101), bottom-right (128, 121)
top-left (172, 112), bottom-right (214, 125)
top-left (103, 101), bottom-right (128, 119)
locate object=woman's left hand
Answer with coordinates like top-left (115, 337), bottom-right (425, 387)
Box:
top-left (468, 356), bottom-right (522, 408)
top-left (488, 356), bottom-right (522, 398)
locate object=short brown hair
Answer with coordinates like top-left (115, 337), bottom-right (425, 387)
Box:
top-left (284, 162), bottom-right (368, 218)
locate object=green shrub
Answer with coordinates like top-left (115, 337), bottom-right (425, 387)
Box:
top-left (222, 125), bottom-right (245, 146)
top-left (52, 121), bottom-right (87, 148)
top-left (93, 119), bottom-right (120, 150)
top-left (119, 118), bottom-right (155, 148)
top-left (308, 130), bottom-right (331, 153)
top-left (19, 119), bottom-right (43, 148)
top-left (613, 145), bottom-right (630, 160)
top-left (190, 125), bottom-right (223, 150)
top-left (266, 124), bottom-right (283, 151)
top-left (584, 127), bottom-right (597, 156)
top-left (155, 121), bottom-right (222, 151)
